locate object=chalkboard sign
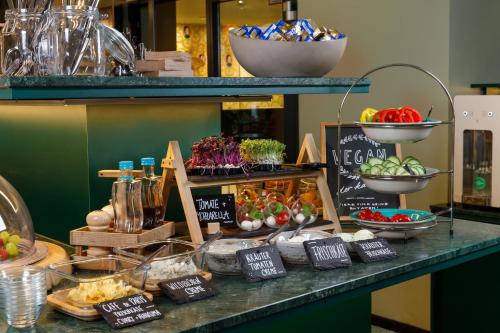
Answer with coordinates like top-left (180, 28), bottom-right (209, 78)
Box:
top-left (236, 245), bottom-right (287, 282)
top-left (193, 194), bottom-right (236, 227)
top-left (321, 124), bottom-right (401, 217)
top-left (352, 239), bottom-right (398, 263)
top-left (158, 274), bottom-right (216, 304)
top-left (303, 237), bottom-right (352, 270)
top-left (93, 293), bottom-right (163, 329)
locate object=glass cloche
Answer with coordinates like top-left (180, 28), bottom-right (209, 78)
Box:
top-left (0, 175), bottom-right (36, 267)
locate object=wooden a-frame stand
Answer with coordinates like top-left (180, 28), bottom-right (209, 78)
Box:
top-left (160, 133), bottom-right (341, 244)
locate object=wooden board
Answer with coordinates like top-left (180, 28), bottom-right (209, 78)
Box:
top-left (70, 222), bottom-right (175, 248)
top-left (47, 290), bottom-right (154, 321)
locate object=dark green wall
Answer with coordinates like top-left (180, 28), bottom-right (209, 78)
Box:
top-left (0, 105), bottom-right (90, 242)
top-left (0, 103), bottom-right (220, 242)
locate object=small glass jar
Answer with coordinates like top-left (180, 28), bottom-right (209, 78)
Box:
top-left (1, 9), bottom-right (44, 75)
top-left (43, 6), bottom-right (105, 76)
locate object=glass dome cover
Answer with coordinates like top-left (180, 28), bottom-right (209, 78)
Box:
top-left (0, 175), bottom-right (35, 267)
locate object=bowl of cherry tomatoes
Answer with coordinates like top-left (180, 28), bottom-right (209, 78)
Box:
top-left (354, 106), bottom-right (443, 144)
top-left (350, 208), bottom-right (437, 239)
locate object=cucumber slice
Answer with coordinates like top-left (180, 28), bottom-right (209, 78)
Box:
top-left (410, 165), bottom-right (425, 175)
top-left (368, 157), bottom-right (383, 166)
top-left (370, 165), bottom-right (382, 175)
top-left (386, 166), bottom-right (398, 175)
top-left (402, 156), bottom-right (418, 165)
top-left (360, 163), bottom-right (371, 173)
top-left (382, 160), bottom-right (397, 168)
top-left (382, 168), bottom-right (393, 176)
top-left (396, 166), bottom-right (410, 176)
top-left (386, 156), bottom-right (401, 166)
top-left (406, 159), bottom-right (422, 166)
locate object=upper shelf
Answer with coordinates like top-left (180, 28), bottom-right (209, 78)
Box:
top-left (0, 76), bottom-right (370, 100)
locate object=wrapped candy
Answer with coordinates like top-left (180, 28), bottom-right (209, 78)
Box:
top-left (235, 19), bottom-right (345, 42)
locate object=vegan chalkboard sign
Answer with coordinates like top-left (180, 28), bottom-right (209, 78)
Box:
top-left (158, 274), bottom-right (216, 304)
top-left (352, 238), bottom-right (399, 263)
top-left (303, 237), bottom-right (352, 270)
top-left (236, 245), bottom-right (287, 282)
top-left (321, 123), bottom-right (403, 218)
top-left (93, 293), bottom-right (163, 329)
top-left (193, 194), bottom-right (236, 227)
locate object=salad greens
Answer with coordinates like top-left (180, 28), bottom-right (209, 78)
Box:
top-left (186, 136), bottom-right (247, 173)
top-left (240, 139), bottom-right (286, 165)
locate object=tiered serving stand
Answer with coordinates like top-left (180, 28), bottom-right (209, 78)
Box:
top-left (337, 63), bottom-right (455, 239)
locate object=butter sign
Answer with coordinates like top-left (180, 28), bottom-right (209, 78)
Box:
top-left (237, 245), bottom-right (287, 282)
top-left (352, 238), bottom-right (398, 263)
top-left (158, 274), bottom-right (216, 304)
top-left (303, 237), bottom-right (352, 270)
top-left (93, 293), bottom-right (163, 329)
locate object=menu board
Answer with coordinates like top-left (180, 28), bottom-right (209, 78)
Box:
top-left (322, 124), bottom-right (400, 217)
top-left (93, 294), bottom-right (163, 329)
top-left (193, 194), bottom-right (237, 227)
top-left (352, 239), bottom-right (399, 263)
top-left (158, 275), bottom-right (216, 304)
top-left (237, 245), bottom-right (287, 282)
top-left (303, 237), bottom-right (352, 270)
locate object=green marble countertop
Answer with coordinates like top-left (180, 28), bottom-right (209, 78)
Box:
top-left (0, 76), bottom-right (370, 100)
top-left (2, 219), bottom-right (499, 332)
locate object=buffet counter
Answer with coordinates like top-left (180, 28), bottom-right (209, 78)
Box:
top-left (1, 219), bottom-right (498, 332)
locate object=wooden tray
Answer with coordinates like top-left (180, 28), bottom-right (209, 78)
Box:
top-left (70, 222), bottom-right (175, 249)
top-left (146, 270), bottom-right (212, 295)
top-left (47, 289), bottom-right (154, 321)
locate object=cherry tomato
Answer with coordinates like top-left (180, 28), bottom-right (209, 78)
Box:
top-left (276, 212), bottom-right (289, 225)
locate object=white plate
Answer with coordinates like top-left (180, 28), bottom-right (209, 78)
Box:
top-left (354, 120), bottom-right (443, 143)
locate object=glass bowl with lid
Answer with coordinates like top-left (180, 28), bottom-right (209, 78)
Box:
top-left (0, 175), bottom-right (36, 268)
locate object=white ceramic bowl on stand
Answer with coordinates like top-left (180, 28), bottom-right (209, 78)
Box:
top-left (354, 120), bottom-right (443, 144)
top-left (359, 167), bottom-right (440, 194)
top-left (229, 29), bottom-right (347, 77)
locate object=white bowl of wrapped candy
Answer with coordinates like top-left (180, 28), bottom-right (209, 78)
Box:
top-left (229, 19), bottom-right (347, 77)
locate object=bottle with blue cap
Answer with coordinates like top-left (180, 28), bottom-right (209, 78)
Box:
top-left (140, 157), bottom-right (164, 229)
top-left (111, 161), bottom-right (144, 233)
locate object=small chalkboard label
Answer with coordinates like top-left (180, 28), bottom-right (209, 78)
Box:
top-left (93, 293), bottom-right (163, 329)
top-left (193, 194), bottom-right (236, 227)
top-left (303, 237), bottom-right (352, 270)
top-left (352, 239), bottom-right (398, 263)
top-left (158, 274), bottom-right (216, 304)
top-left (236, 245), bottom-right (287, 282)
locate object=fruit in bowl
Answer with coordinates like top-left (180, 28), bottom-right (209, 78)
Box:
top-left (359, 106), bottom-right (423, 123)
top-left (0, 231), bottom-right (20, 261)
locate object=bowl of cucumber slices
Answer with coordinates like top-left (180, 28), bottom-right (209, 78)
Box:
top-left (357, 156), bottom-right (439, 194)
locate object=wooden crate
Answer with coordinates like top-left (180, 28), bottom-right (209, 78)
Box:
top-left (70, 222), bottom-right (175, 248)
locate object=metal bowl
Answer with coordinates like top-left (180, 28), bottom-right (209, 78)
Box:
top-left (350, 208), bottom-right (437, 239)
top-left (270, 230), bottom-right (332, 265)
top-left (229, 28), bottom-right (347, 77)
top-left (358, 167), bottom-right (440, 194)
top-left (354, 120), bottom-right (443, 143)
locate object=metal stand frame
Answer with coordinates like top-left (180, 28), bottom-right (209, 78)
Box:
top-left (337, 63), bottom-right (455, 235)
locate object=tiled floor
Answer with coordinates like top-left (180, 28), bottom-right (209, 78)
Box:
top-left (372, 326), bottom-right (397, 333)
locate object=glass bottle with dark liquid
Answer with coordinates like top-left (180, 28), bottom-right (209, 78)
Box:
top-left (140, 157), bottom-right (164, 229)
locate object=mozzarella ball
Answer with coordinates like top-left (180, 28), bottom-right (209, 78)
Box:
top-left (240, 221), bottom-right (253, 231)
top-left (353, 229), bottom-right (375, 241)
top-left (252, 219), bottom-right (263, 230)
top-left (336, 233), bottom-right (354, 242)
top-left (266, 216), bottom-right (276, 227)
top-left (295, 213), bottom-right (306, 224)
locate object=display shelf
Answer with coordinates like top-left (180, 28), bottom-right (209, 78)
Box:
top-left (156, 134), bottom-right (341, 244)
top-left (0, 76), bottom-right (370, 100)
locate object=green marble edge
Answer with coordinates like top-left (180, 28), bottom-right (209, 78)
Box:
top-left (0, 76), bottom-right (370, 100)
top-left (0, 76), bottom-right (370, 88)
